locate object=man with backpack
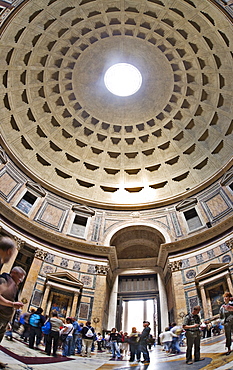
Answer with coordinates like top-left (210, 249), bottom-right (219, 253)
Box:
top-left (28, 307), bottom-right (45, 349)
top-left (81, 321), bottom-right (95, 358)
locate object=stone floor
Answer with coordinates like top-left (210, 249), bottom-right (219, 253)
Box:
top-left (0, 333), bottom-right (233, 370)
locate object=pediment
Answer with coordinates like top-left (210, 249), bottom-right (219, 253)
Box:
top-left (220, 169), bottom-right (233, 186)
top-left (72, 204), bottom-right (95, 216)
top-left (0, 148), bottom-right (7, 164)
top-left (195, 262), bottom-right (229, 280)
top-left (46, 271), bottom-right (83, 288)
top-left (26, 180), bottom-right (46, 197)
top-left (176, 197), bottom-right (197, 211)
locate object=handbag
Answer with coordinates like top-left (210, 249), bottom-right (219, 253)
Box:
top-left (60, 333), bottom-right (68, 342)
top-left (60, 327), bottom-right (73, 342)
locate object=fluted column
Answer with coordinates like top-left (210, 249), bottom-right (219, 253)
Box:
top-left (71, 293), bottom-right (79, 318)
top-left (41, 283), bottom-right (51, 314)
top-left (167, 260), bottom-right (186, 325)
top-left (143, 300), bottom-right (147, 321)
top-left (157, 272), bottom-right (169, 330)
top-left (123, 300), bottom-right (128, 332)
top-left (226, 273), bottom-right (233, 295)
top-left (21, 248), bottom-right (47, 313)
top-left (108, 275), bottom-right (118, 330)
top-left (91, 265), bottom-right (109, 332)
top-left (199, 285), bottom-right (210, 318)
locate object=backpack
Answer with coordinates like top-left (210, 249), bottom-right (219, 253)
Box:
top-left (19, 314), bottom-right (25, 325)
top-left (41, 320), bottom-right (51, 335)
top-left (86, 327), bottom-right (94, 338)
top-left (29, 313), bottom-right (41, 327)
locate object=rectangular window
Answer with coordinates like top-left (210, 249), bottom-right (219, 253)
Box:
top-left (184, 208), bottom-right (202, 231)
top-left (16, 191), bottom-right (37, 214)
top-left (70, 214), bottom-right (87, 238)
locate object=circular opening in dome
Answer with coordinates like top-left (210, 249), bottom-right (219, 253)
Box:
top-left (104, 63), bottom-right (142, 97)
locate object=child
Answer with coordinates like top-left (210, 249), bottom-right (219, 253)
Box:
top-left (159, 327), bottom-right (177, 355)
top-left (5, 322), bottom-right (13, 341)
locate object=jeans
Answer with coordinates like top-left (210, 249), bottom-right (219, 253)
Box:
top-left (71, 334), bottom-right (81, 354)
top-left (163, 341), bottom-right (172, 352)
top-left (110, 341), bottom-right (121, 358)
top-left (129, 343), bottom-right (140, 361)
top-left (62, 336), bottom-right (73, 356)
top-left (140, 341), bottom-right (150, 362)
top-left (172, 336), bottom-right (180, 353)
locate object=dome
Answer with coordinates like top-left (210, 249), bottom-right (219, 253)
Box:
top-left (0, 0), bottom-right (232, 209)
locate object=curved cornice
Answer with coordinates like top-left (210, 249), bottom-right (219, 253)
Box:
top-left (0, 201), bottom-right (118, 270)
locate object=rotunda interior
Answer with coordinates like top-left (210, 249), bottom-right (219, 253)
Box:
top-left (0, 0), bottom-right (232, 335)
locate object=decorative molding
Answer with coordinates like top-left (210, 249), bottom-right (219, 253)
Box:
top-left (95, 264), bottom-right (109, 275)
top-left (170, 211), bottom-right (183, 237)
top-left (131, 212), bottom-right (140, 218)
top-left (91, 214), bottom-right (102, 241)
top-left (35, 249), bottom-right (47, 260)
top-left (168, 260), bottom-right (182, 272)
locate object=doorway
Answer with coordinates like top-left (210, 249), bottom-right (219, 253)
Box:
top-left (116, 274), bottom-right (160, 338)
top-left (122, 299), bottom-right (156, 335)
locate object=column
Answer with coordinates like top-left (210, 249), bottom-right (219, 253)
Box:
top-left (167, 261), bottom-right (186, 326)
top-left (123, 301), bottom-right (128, 332)
top-left (67, 297), bottom-right (72, 317)
top-left (143, 300), bottom-right (147, 321)
top-left (226, 273), bottom-right (233, 295)
top-left (199, 284), bottom-right (210, 318)
top-left (157, 271), bottom-right (169, 331)
top-left (108, 274), bottom-right (118, 330)
top-left (92, 265), bottom-right (109, 332)
top-left (70, 292), bottom-right (79, 317)
top-left (41, 283), bottom-right (51, 314)
top-left (20, 248), bottom-right (47, 313)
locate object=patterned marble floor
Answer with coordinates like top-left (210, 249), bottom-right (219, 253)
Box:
top-left (0, 333), bottom-right (233, 370)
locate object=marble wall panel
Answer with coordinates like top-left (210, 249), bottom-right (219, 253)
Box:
top-left (201, 189), bottom-right (232, 222)
top-left (0, 168), bottom-right (23, 201)
top-left (34, 197), bottom-right (70, 231)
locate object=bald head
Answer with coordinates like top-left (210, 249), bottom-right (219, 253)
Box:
top-left (10, 266), bottom-right (26, 285)
top-left (0, 236), bottom-right (16, 264)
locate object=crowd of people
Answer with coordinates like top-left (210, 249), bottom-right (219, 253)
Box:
top-left (1, 235), bottom-right (233, 368)
top-left (13, 315), bottom-right (153, 363)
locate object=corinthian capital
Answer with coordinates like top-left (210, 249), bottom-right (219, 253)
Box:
top-left (13, 236), bottom-right (25, 250)
top-left (95, 265), bottom-right (109, 275)
top-left (168, 260), bottom-right (182, 272)
top-left (226, 238), bottom-right (233, 249)
top-left (35, 249), bottom-right (47, 260)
